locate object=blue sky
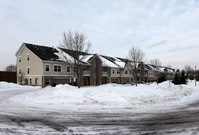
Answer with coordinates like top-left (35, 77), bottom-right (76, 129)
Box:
top-left (0, 0), bottom-right (199, 70)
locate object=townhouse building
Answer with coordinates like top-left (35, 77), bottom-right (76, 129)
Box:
top-left (16, 43), bottom-right (175, 87)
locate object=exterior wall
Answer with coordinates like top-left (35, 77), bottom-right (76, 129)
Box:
top-left (16, 46), bottom-right (43, 86)
top-left (109, 68), bottom-right (121, 84)
top-left (43, 62), bottom-right (74, 77)
top-left (110, 68), bottom-right (121, 78)
top-left (89, 55), bottom-right (102, 86)
top-left (43, 61), bottom-right (75, 87)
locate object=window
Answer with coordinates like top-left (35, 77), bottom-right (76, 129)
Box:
top-left (19, 56), bottom-right (21, 62)
top-left (117, 70), bottom-right (120, 74)
top-left (45, 78), bottom-right (50, 86)
top-left (29, 78), bottom-right (32, 85)
top-left (19, 68), bottom-right (21, 74)
top-left (125, 70), bottom-right (128, 74)
top-left (27, 54), bottom-right (29, 61)
top-left (45, 64), bottom-right (50, 72)
top-left (74, 67), bottom-right (77, 73)
top-left (54, 65), bottom-right (61, 72)
top-left (67, 66), bottom-right (71, 72)
top-left (27, 67), bottom-right (30, 74)
top-left (112, 70), bottom-right (115, 74)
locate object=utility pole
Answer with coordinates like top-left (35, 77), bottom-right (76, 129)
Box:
top-left (195, 66), bottom-right (197, 86)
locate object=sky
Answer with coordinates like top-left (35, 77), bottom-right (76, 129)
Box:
top-left (0, 0), bottom-right (199, 70)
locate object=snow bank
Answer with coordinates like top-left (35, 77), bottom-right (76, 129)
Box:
top-left (28, 80), bottom-right (199, 108)
top-left (0, 81), bottom-right (41, 91)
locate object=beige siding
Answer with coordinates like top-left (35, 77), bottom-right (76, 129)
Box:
top-left (110, 68), bottom-right (121, 77)
top-left (43, 62), bottom-right (74, 77)
top-left (16, 46), bottom-right (43, 86)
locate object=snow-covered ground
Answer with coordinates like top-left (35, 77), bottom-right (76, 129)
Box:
top-left (1, 81), bottom-right (199, 134)
top-left (1, 80), bottom-right (198, 112)
top-left (0, 81), bottom-right (41, 91)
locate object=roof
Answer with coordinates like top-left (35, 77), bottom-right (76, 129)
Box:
top-left (59, 48), bottom-right (88, 59)
top-left (99, 55), bottom-right (126, 68)
top-left (24, 43), bottom-right (60, 61)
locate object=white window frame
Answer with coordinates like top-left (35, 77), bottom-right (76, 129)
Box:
top-left (27, 54), bottom-right (30, 61)
top-left (45, 64), bottom-right (50, 72)
top-left (117, 70), bottom-right (120, 74)
top-left (19, 56), bottom-right (21, 62)
top-left (27, 67), bottom-right (30, 74)
top-left (112, 69), bottom-right (115, 74)
top-left (19, 68), bottom-right (21, 74)
top-left (125, 70), bottom-right (128, 74)
top-left (53, 64), bottom-right (62, 72)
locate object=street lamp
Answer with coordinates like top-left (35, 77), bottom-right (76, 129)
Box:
top-left (195, 66), bottom-right (197, 86)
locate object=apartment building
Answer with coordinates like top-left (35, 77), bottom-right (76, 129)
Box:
top-left (16, 43), bottom-right (175, 87)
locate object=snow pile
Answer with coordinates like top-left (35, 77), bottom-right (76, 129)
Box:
top-left (28, 81), bottom-right (199, 107)
top-left (0, 81), bottom-right (40, 91)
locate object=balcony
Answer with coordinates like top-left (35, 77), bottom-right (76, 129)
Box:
top-left (102, 72), bottom-right (108, 77)
top-left (83, 71), bottom-right (90, 76)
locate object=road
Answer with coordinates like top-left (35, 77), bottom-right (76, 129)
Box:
top-left (0, 89), bottom-right (199, 135)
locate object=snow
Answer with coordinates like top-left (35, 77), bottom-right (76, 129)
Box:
top-left (0, 81), bottom-right (41, 91)
top-left (20, 80), bottom-right (199, 110)
top-left (1, 80), bottom-right (199, 111)
top-left (99, 56), bottom-right (119, 68)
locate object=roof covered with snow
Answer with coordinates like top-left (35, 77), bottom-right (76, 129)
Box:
top-left (99, 55), bottom-right (126, 68)
top-left (24, 43), bottom-right (61, 61)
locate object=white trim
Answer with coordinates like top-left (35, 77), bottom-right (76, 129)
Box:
top-left (19, 68), bottom-right (21, 74)
top-left (53, 64), bottom-right (62, 72)
top-left (67, 66), bottom-right (71, 73)
top-left (26, 74), bottom-right (73, 77)
top-left (43, 60), bottom-right (66, 64)
top-left (112, 69), bottom-right (115, 74)
top-left (19, 56), bottom-right (21, 62)
top-left (27, 67), bottom-right (30, 74)
top-left (27, 54), bottom-right (30, 61)
top-left (45, 64), bottom-right (50, 72)
top-left (15, 43), bottom-right (25, 56)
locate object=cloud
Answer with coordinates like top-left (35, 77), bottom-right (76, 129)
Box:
top-left (147, 40), bottom-right (168, 49)
top-left (0, 0), bottom-right (199, 70)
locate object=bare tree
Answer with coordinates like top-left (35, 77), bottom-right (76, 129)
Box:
top-left (17, 72), bottom-right (25, 85)
top-left (184, 64), bottom-right (194, 80)
top-left (184, 64), bottom-right (193, 72)
top-left (128, 46), bottom-right (145, 86)
top-left (149, 59), bottom-right (161, 67)
top-left (5, 64), bottom-right (16, 72)
top-left (59, 30), bottom-right (91, 88)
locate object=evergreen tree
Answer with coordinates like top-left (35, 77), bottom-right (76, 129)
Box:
top-left (158, 73), bottom-right (166, 83)
top-left (172, 72), bottom-right (180, 85)
top-left (180, 70), bottom-right (187, 84)
top-left (172, 70), bottom-right (187, 85)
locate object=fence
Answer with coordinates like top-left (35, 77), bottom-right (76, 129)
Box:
top-left (0, 71), bottom-right (16, 83)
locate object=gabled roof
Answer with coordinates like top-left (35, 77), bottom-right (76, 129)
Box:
top-left (24, 43), bottom-right (60, 61)
top-left (100, 55), bottom-right (126, 68)
top-left (59, 48), bottom-right (88, 59)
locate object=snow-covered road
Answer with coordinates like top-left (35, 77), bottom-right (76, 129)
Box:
top-left (1, 89), bottom-right (199, 134)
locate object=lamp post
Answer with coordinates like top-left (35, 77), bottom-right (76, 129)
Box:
top-left (195, 66), bottom-right (197, 86)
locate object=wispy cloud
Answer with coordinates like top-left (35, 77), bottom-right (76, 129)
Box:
top-left (147, 40), bottom-right (168, 49)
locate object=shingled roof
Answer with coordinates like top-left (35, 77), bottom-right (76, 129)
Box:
top-left (24, 43), bottom-right (60, 61)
